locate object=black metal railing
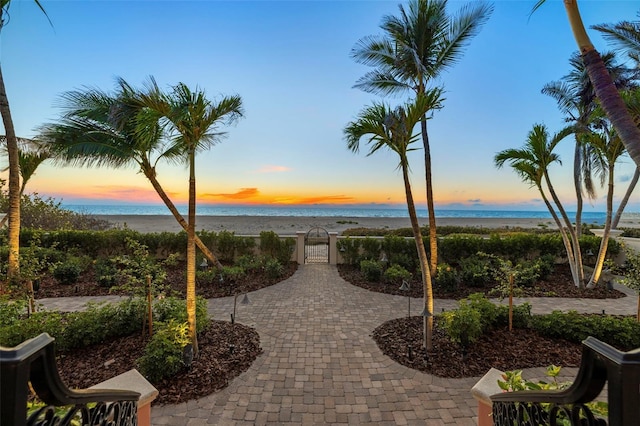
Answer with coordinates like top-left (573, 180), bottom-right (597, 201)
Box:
top-left (1, 333), bottom-right (140, 426)
top-left (491, 336), bottom-right (640, 426)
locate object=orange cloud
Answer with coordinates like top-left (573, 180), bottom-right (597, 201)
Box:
top-left (254, 165), bottom-right (291, 173)
top-left (49, 185), bottom-right (169, 203)
top-left (202, 188), bottom-right (260, 200)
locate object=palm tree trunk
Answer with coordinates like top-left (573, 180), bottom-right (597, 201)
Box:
top-left (562, 1), bottom-right (640, 167)
top-left (401, 159), bottom-right (433, 351)
top-left (0, 65), bottom-right (21, 285)
top-left (612, 167), bottom-right (639, 229)
top-left (588, 166), bottom-right (615, 287)
top-left (544, 172), bottom-right (584, 286)
top-left (142, 164), bottom-right (223, 269)
top-left (539, 185), bottom-right (579, 286)
top-left (573, 138), bottom-right (583, 237)
top-left (421, 117), bottom-right (438, 276)
top-left (186, 149), bottom-right (198, 354)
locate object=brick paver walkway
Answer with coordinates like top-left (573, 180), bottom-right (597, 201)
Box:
top-left (38, 264), bottom-right (637, 425)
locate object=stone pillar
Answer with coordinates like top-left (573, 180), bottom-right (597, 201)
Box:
top-left (328, 232), bottom-right (338, 265)
top-left (90, 369), bottom-right (158, 426)
top-left (470, 367), bottom-right (504, 426)
top-left (296, 231), bottom-right (306, 265)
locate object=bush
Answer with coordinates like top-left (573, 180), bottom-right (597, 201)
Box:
top-left (442, 300), bottom-right (483, 349)
top-left (137, 320), bottom-right (190, 383)
top-left (263, 257), bottom-right (284, 279)
top-left (0, 297), bottom-right (27, 327)
top-left (337, 238), bottom-right (361, 266)
top-left (259, 231), bottom-right (294, 264)
top-left (52, 258), bottom-right (84, 285)
top-left (361, 237), bottom-right (381, 261)
top-left (434, 263), bottom-right (458, 292)
top-left (383, 264), bottom-right (411, 285)
top-left (360, 259), bottom-right (383, 282)
top-left (383, 235), bottom-right (417, 272)
top-left (154, 296), bottom-right (209, 333)
top-left (459, 255), bottom-right (491, 287)
top-left (465, 293), bottom-right (499, 332)
top-left (220, 265), bottom-right (246, 283)
top-left (531, 311), bottom-right (640, 351)
top-left (495, 302), bottom-right (533, 329)
top-left (0, 181), bottom-right (111, 231)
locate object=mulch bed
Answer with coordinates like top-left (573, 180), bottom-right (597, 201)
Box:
top-left (56, 320), bottom-right (261, 405)
top-left (35, 261), bottom-right (297, 299)
top-left (338, 263), bottom-right (626, 300)
top-left (373, 317), bottom-right (582, 378)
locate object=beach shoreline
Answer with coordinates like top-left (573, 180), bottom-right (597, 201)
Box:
top-left (95, 214), bottom-right (640, 235)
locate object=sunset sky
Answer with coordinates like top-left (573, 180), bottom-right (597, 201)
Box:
top-left (1, 0), bottom-right (639, 213)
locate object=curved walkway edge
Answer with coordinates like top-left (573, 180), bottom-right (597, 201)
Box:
top-left (38, 264), bottom-right (637, 425)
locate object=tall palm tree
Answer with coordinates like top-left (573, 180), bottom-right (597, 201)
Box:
top-left (532, 1), bottom-right (640, 168)
top-left (542, 51), bottom-right (635, 239)
top-left (495, 124), bottom-right (582, 287)
top-left (128, 79), bottom-right (243, 354)
top-left (40, 79), bottom-right (225, 269)
top-left (581, 123), bottom-right (628, 287)
top-left (350, 0), bottom-right (493, 276)
top-left (345, 93), bottom-right (439, 350)
top-left (0, 0), bottom-right (51, 283)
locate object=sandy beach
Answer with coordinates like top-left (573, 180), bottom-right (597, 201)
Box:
top-left (95, 214), bottom-right (640, 235)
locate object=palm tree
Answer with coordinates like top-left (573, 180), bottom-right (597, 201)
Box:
top-left (40, 79), bottom-right (225, 270)
top-left (345, 93), bottom-right (439, 350)
top-left (127, 79), bottom-right (243, 354)
top-left (0, 0), bottom-right (51, 283)
top-left (581, 123), bottom-right (628, 287)
top-left (495, 124), bottom-right (582, 287)
top-left (593, 12), bottom-right (640, 65)
top-left (350, 0), bottom-right (493, 276)
top-left (532, 1), bottom-right (640, 168)
top-left (542, 51), bottom-right (635, 238)
top-left (0, 137), bottom-right (51, 227)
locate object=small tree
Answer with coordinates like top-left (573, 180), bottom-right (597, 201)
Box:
top-left (620, 244), bottom-right (640, 322)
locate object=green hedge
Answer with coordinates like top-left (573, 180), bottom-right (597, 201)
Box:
top-left (0, 296), bottom-right (209, 352)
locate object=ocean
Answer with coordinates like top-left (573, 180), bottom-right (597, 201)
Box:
top-left (63, 204), bottom-right (629, 225)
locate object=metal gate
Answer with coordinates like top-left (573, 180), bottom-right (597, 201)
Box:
top-left (304, 227), bottom-right (329, 263)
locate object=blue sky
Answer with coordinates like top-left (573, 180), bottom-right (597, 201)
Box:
top-left (1, 0), bottom-right (639, 213)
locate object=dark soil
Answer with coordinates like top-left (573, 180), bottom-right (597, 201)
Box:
top-left (42, 261), bottom-right (616, 404)
top-left (35, 261), bottom-right (297, 299)
top-left (338, 263), bottom-right (625, 300)
top-left (373, 317), bottom-right (582, 378)
top-left (56, 320), bottom-right (261, 405)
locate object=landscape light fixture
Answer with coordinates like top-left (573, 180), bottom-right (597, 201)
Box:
top-left (199, 259), bottom-right (208, 271)
top-left (420, 308), bottom-right (432, 318)
top-left (241, 293), bottom-right (250, 305)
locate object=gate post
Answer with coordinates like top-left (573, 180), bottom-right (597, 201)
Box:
top-left (296, 231), bottom-right (306, 265)
top-left (329, 232), bottom-right (338, 265)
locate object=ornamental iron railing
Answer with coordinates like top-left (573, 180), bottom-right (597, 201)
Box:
top-left (1, 333), bottom-right (140, 426)
top-left (491, 336), bottom-right (640, 426)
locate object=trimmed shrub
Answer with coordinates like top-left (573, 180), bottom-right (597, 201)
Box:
top-left (361, 237), bottom-right (381, 261)
top-left (52, 258), bottom-right (83, 285)
top-left (442, 300), bottom-right (483, 349)
top-left (360, 260), bottom-right (383, 282)
top-left (383, 264), bottom-right (412, 285)
top-left (337, 237), bottom-right (361, 266)
top-left (137, 320), bottom-right (190, 383)
top-left (263, 258), bottom-right (284, 279)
